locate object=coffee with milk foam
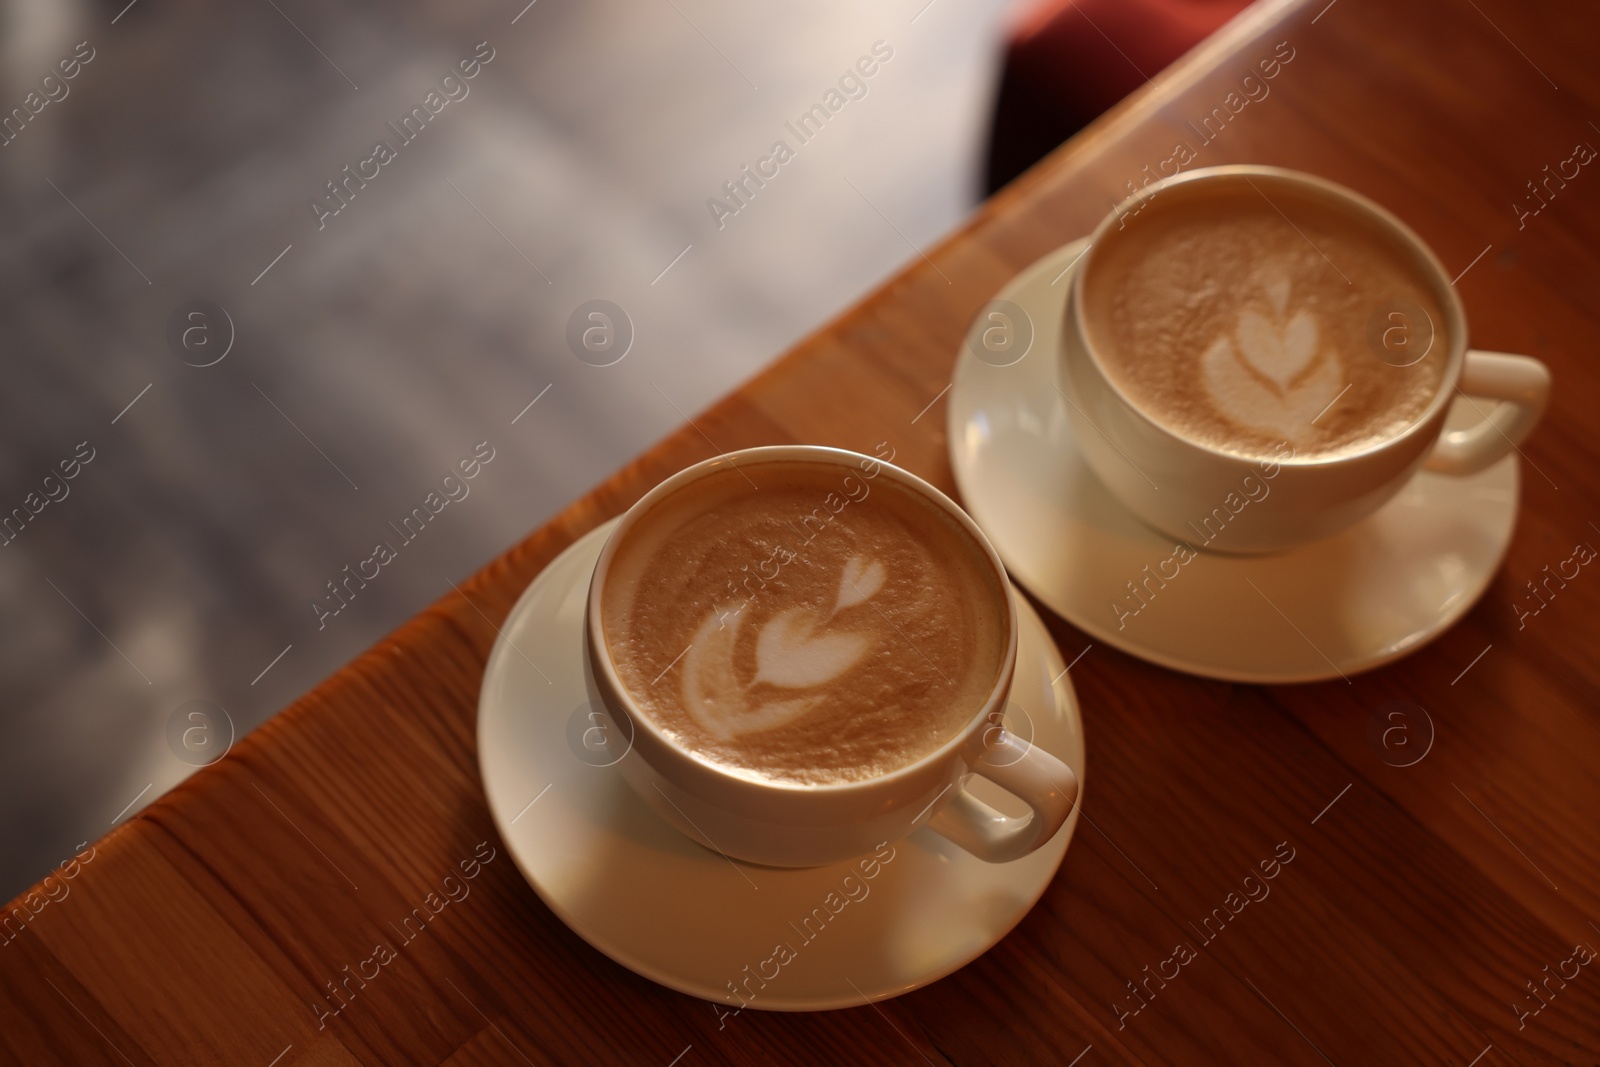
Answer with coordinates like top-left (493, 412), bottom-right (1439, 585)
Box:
top-left (601, 459), bottom-right (1007, 786)
top-left (1083, 181), bottom-right (1448, 461)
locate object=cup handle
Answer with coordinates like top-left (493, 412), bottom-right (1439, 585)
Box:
top-left (925, 732), bottom-right (1078, 863)
top-left (1422, 350), bottom-right (1550, 476)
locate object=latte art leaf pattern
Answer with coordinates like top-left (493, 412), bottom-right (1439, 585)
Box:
top-left (1202, 288), bottom-right (1343, 442)
top-left (685, 554), bottom-right (882, 739)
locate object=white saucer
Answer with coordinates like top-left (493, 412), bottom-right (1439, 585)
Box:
top-left (477, 519), bottom-right (1085, 1011)
top-left (948, 240), bottom-right (1520, 684)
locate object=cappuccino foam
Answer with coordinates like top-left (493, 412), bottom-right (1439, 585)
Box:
top-left (1083, 181), bottom-right (1448, 460)
top-left (601, 459), bottom-right (1007, 786)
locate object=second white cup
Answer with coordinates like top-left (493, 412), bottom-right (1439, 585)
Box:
top-left (1060, 165), bottom-right (1550, 554)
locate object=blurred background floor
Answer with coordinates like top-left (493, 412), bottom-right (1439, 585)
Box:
top-left (1, 0), bottom-right (1255, 900)
top-left (0, 0), bottom-right (1014, 900)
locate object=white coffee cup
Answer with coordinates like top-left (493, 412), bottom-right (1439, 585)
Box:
top-left (582, 445), bottom-right (1078, 867)
top-left (1060, 165), bottom-right (1551, 554)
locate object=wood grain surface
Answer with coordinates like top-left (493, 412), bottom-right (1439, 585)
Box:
top-left (6, 0), bottom-right (1600, 1063)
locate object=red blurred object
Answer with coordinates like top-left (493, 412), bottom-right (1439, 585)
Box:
top-left (986, 0), bottom-right (1255, 193)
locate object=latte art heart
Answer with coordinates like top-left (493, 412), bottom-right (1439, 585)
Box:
top-left (753, 606), bottom-right (871, 691)
top-left (681, 608), bottom-right (825, 740)
top-left (835, 556), bottom-right (886, 611)
top-left (1235, 307), bottom-right (1318, 388)
top-left (1202, 299), bottom-right (1343, 442)
top-left (683, 555), bottom-right (883, 740)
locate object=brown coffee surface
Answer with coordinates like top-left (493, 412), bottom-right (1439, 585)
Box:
top-left (601, 459), bottom-right (1008, 786)
top-left (1082, 181), bottom-right (1449, 460)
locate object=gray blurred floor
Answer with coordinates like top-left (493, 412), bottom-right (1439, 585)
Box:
top-left (0, 0), bottom-right (1011, 899)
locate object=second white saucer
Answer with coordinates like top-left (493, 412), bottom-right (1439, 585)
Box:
top-left (947, 239), bottom-right (1520, 684)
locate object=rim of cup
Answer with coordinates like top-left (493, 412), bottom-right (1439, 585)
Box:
top-left (1071, 164), bottom-right (1471, 468)
top-left (586, 444), bottom-right (1021, 795)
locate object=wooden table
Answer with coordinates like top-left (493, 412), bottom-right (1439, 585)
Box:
top-left (6, 0), bottom-right (1598, 1062)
